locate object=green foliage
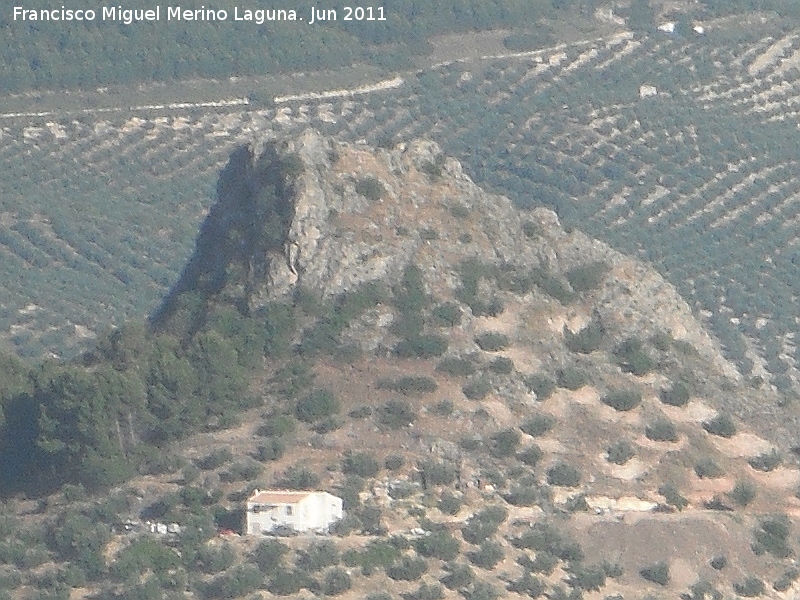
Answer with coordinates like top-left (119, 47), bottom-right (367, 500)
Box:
top-left (394, 335), bottom-right (449, 359)
top-left (474, 332), bottom-right (510, 352)
top-left (342, 452), bottom-right (381, 478)
top-left (547, 462), bottom-right (581, 487)
top-left (734, 577), bottom-right (765, 598)
top-left (462, 506), bottom-right (508, 545)
top-left (387, 556), bottom-right (428, 581)
top-left (268, 569), bottom-right (310, 596)
top-left (702, 414), bottom-right (737, 438)
top-left (354, 176), bottom-right (386, 201)
top-left (490, 429), bottom-right (520, 457)
top-left (380, 399), bottom-right (417, 429)
top-left (517, 445), bottom-right (543, 467)
top-left (645, 418), bottom-right (679, 442)
top-left (441, 563), bottom-right (475, 590)
top-left (694, 458), bottom-right (725, 479)
top-left (462, 377), bottom-right (493, 401)
top-left (385, 454), bottom-right (405, 471)
top-left (431, 303), bottom-right (463, 327)
top-left (566, 563), bottom-right (607, 592)
top-left (277, 465), bottom-right (320, 490)
top-left (639, 561), bottom-right (670, 586)
top-left (729, 480), bottom-right (757, 507)
top-left (601, 389), bottom-right (642, 411)
top-left (321, 567), bottom-right (352, 595)
top-left (296, 540), bottom-right (340, 572)
top-left (345, 540), bottom-right (400, 575)
top-left (251, 539), bottom-right (289, 574)
top-left (565, 262), bottom-right (609, 293)
top-left (415, 531), bottom-right (461, 561)
top-left (556, 367), bottom-right (588, 390)
top-left (710, 555), bottom-right (727, 570)
top-left (110, 538), bottom-right (181, 581)
top-left (524, 374), bottom-right (556, 401)
top-left (377, 376), bottom-right (438, 396)
top-left (486, 357), bottom-right (514, 374)
top-left (749, 449), bottom-right (782, 472)
top-left (658, 483), bottom-right (688, 511)
top-left (432, 399), bottom-right (455, 416)
top-left (613, 337), bottom-right (655, 376)
top-left (296, 388), bottom-right (340, 423)
top-left (48, 511), bottom-right (110, 580)
top-left (752, 515), bottom-right (793, 558)
top-left (510, 521), bottom-right (583, 562)
top-left (659, 381), bottom-right (690, 407)
top-left (255, 438), bottom-right (286, 462)
top-left (606, 440), bottom-right (635, 465)
top-left (195, 543), bottom-right (236, 574)
top-left (438, 491), bottom-right (464, 515)
top-left (521, 414), bottom-right (556, 437)
top-left (564, 321), bottom-right (604, 354)
top-left (437, 357), bottom-right (477, 377)
top-left (468, 541), bottom-right (505, 570)
top-left (258, 414), bottom-right (297, 437)
top-left (419, 460), bottom-right (457, 487)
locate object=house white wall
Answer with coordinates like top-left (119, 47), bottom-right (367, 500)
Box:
top-left (246, 491), bottom-right (343, 535)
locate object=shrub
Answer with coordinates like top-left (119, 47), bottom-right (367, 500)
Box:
top-left (503, 486), bottom-right (539, 507)
top-left (517, 445), bottom-right (543, 467)
top-left (251, 539), bottom-right (290, 572)
top-left (437, 357), bottom-right (476, 377)
top-left (461, 580), bottom-right (499, 600)
top-left (702, 414), bottom-right (737, 438)
top-left (268, 569), bottom-right (309, 596)
top-left (278, 465), bottom-right (320, 490)
top-left (734, 577), bottom-right (765, 597)
top-left (487, 357), bottom-right (514, 374)
top-left (462, 506), bottom-right (508, 545)
top-left (773, 568), bottom-right (800, 592)
top-left (387, 556), bottom-right (428, 581)
top-left (407, 583), bottom-right (444, 600)
top-left (752, 515), bottom-right (793, 558)
top-left (321, 567), bottom-right (351, 595)
top-left (197, 448), bottom-right (233, 470)
top-left (659, 381), bottom-right (690, 407)
top-left (296, 540), bottom-right (340, 572)
top-left (564, 321), bottom-right (604, 354)
top-left (565, 262), bottom-right (608, 293)
top-left (510, 521), bottom-right (583, 562)
top-left (258, 414), bottom-right (297, 437)
top-left (710, 555), bottom-right (727, 570)
top-left (385, 454), bottom-right (405, 471)
top-left (639, 561), bottom-right (670, 586)
top-left (490, 429), bottom-right (520, 457)
top-left (342, 452), bottom-right (381, 478)
top-left (475, 332), bottom-right (510, 352)
top-left (521, 414), bottom-right (556, 437)
top-left (729, 480), bottom-right (757, 507)
top-left (355, 176), bottom-right (386, 201)
top-left (749, 449), bottom-right (782, 472)
top-left (566, 564), bottom-right (607, 591)
top-left (395, 335), bottom-right (448, 358)
top-left (441, 563), bottom-right (474, 590)
top-left (521, 221), bottom-right (541, 238)
top-left (419, 460), bottom-right (456, 487)
top-left (438, 492), bottom-right (463, 515)
top-left (431, 303), bottom-right (462, 327)
top-left (546, 462), bottom-right (581, 487)
top-left (602, 389), bottom-right (641, 411)
top-left (694, 458), bottom-right (724, 479)
top-left (614, 337), bottom-right (655, 376)
top-left (462, 377), bottom-right (492, 401)
top-left (415, 531), bottom-right (460, 561)
top-left (377, 376), bottom-right (438, 396)
top-left (658, 483), bottom-right (688, 511)
top-left (296, 389), bottom-right (339, 423)
top-left (645, 418), bottom-right (679, 442)
top-left (380, 399), bottom-right (417, 429)
top-left (204, 565), bottom-right (262, 599)
top-left (606, 440), bottom-right (635, 465)
top-left (432, 399), bottom-right (454, 416)
top-left (468, 541), bottom-right (505, 570)
top-left (507, 573), bottom-right (546, 597)
top-left (556, 366), bottom-right (588, 390)
top-left (524, 374), bottom-right (555, 400)
top-left (255, 438), bottom-right (286, 462)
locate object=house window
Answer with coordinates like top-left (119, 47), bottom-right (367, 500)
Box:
top-left (285, 506), bottom-right (293, 516)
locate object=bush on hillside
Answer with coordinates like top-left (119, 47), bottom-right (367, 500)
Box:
top-left (556, 366), bottom-right (588, 390)
top-left (702, 413), bottom-right (737, 438)
top-left (380, 399), bottom-right (417, 429)
top-left (659, 381), bottom-right (690, 407)
top-left (639, 561), bottom-right (670, 586)
top-left (602, 389), bottom-right (642, 411)
top-left (546, 462), bottom-right (581, 487)
top-left (475, 332), bottom-right (510, 352)
top-left (520, 414), bottom-right (556, 437)
top-left (729, 479), bottom-right (757, 507)
top-left (564, 321), bottom-right (604, 354)
top-left (694, 458), bottom-right (725, 479)
top-left (734, 577), bottom-right (765, 598)
top-left (295, 389), bottom-right (339, 423)
top-left (436, 357), bottom-right (477, 377)
top-left (645, 418), bottom-right (679, 442)
top-left (517, 445), bottom-right (543, 467)
top-left (468, 540), bottom-right (505, 570)
top-left (490, 429), bottom-right (520, 458)
top-left (606, 440), bottom-right (635, 465)
top-left (749, 449), bottom-right (782, 472)
top-left (342, 452), bottom-right (381, 478)
top-left (524, 374), bottom-right (556, 400)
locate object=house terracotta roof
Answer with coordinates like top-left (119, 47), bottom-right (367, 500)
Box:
top-left (247, 490), bottom-right (315, 504)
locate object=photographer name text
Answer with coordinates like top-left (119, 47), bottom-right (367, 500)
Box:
top-left (12, 5), bottom-right (386, 25)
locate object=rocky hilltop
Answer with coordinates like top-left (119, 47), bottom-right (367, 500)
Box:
top-left (137, 131), bottom-right (800, 599)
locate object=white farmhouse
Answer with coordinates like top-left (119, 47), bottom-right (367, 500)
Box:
top-left (245, 490), bottom-right (343, 535)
